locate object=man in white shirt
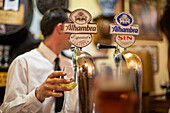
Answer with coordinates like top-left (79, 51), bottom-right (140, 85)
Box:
top-left (0, 7), bottom-right (78, 113)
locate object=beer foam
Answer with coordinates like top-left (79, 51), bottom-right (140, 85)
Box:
top-left (99, 79), bottom-right (133, 91)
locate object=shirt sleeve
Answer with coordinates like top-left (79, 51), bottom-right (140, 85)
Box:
top-left (0, 57), bottom-right (42, 113)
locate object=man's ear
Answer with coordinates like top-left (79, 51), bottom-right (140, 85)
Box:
top-left (56, 23), bottom-right (63, 35)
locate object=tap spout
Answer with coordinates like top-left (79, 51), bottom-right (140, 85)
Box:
top-left (76, 51), bottom-right (96, 113)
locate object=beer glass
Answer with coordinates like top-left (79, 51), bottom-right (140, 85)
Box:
top-left (60, 66), bottom-right (78, 113)
top-left (94, 64), bottom-right (137, 113)
top-left (60, 66), bottom-right (77, 91)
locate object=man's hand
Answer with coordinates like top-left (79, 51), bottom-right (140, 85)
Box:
top-left (35, 71), bottom-right (71, 102)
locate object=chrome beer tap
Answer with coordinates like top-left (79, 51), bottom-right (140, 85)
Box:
top-left (96, 11), bottom-right (142, 113)
top-left (71, 47), bottom-right (79, 81)
top-left (71, 46), bottom-right (96, 113)
top-left (63, 8), bottom-right (98, 113)
top-left (97, 43), bottom-right (121, 67)
top-left (97, 43), bottom-right (142, 113)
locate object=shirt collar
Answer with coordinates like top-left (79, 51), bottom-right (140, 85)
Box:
top-left (37, 42), bottom-right (61, 63)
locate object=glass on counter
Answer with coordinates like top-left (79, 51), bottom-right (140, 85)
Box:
top-left (94, 64), bottom-right (138, 113)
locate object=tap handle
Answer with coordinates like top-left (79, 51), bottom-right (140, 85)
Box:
top-left (97, 43), bottom-right (116, 49)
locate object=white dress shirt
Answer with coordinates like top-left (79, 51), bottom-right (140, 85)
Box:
top-left (0, 42), bottom-right (78, 113)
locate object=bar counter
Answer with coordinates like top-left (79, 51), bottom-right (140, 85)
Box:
top-left (142, 94), bottom-right (170, 113)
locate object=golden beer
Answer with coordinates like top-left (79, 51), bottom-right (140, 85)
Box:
top-left (60, 82), bottom-right (77, 91)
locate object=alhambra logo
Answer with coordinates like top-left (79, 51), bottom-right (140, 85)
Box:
top-left (110, 12), bottom-right (139, 35)
top-left (64, 9), bottom-right (97, 34)
top-left (110, 12), bottom-right (139, 48)
top-left (115, 12), bottom-right (134, 26)
top-left (63, 9), bottom-right (97, 48)
top-left (70, 9), bottom-right (91, 25)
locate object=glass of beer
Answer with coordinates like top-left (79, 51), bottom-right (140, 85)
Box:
top-left (60, 66), bottom-right (77, 91)
top-left (60, 66), bottom-right (79, 113)
top-left (94, 64), bottom-right (137, 113)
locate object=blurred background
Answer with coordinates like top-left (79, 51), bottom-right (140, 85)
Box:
top-left (0, 0), bottom-right (170, 112)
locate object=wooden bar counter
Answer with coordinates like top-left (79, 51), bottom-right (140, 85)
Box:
top-left (142, 94), bottom-right (170, 113)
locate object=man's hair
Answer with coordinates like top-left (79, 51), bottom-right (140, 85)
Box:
top-left (41, 7), bottom-right (71, 38)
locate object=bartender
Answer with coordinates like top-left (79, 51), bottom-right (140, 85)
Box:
top-left (0, 7), bottom-right (78, 113)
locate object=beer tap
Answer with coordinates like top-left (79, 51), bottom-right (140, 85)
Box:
top-left (97, 42), bottom-right (142, 113)
top-left (97, 43), bottom-right (121, 67)
top-left (96, 12), bottom-right (142, 113)
top-left (63, 9), bottom-right (98, 113)
top-left (71, 47), bottom-right (80, 81)
top-left (71, 46), bottom-right (96, 113)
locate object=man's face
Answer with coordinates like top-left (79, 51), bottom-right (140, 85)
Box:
top-left (62, 13), bottom-right (71, 50)
top-left (62, 32), bottom-right (71, 50)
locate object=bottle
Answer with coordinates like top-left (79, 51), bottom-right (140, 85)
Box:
top-left (0, 45), bottom-right (9, 105)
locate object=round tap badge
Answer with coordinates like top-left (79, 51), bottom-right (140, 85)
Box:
top-left (115, 12), bottom-right (134, 26)
top-left (69, 34), bottom-right (92, 47)
top-left (115, 35), bottom-right (135, 48)
top-left (110, 12), bottom-right (139, 48)
top-left (69, 9), bottom-right (92, 25)
top-left (63, 8), bottom-right (97, 48)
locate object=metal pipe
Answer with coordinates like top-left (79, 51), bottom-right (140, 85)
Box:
top-left (72, 48), bottom-right (95, 113)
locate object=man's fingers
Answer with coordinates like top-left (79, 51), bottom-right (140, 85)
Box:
top-left (51, 92), bottom-right (63, 97)
top-left (48, 71), bottom-right (66, 78)
top-left (46, 91), bottom-right (63, 97)
top-left (47, 78), bottom-right (72, 84)
top-left (44, 83), bottom-right (71, 91)
top-left (55, 86), bottom-right (71, 91)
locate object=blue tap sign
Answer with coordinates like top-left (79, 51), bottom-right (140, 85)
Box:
top-left (110, 12), bottom-right (139, 48)
top-left (110, 12), bottom-right (139, 35)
